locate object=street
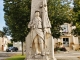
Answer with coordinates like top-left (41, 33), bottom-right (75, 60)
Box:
top-left (0, 52), bottom-right (21, 60)
top-left (0, 51), bottom-right (80, 60)
top-left (55, 51), bottom-right (80, 60)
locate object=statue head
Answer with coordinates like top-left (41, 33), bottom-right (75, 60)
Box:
top-left (35, 11), bottom-right (40, 17)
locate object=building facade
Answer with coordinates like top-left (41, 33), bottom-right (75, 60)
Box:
top-left (54, 23), bottom-right (80, 50)
top-left (13, 41), bottom-right (25, 51)
top-left (0, 36), bottom-right (10, 51)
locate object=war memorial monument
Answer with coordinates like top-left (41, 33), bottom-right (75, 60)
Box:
top-left (25, 0), bottom-right (57, 60)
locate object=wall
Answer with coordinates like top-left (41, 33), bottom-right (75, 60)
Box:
top-left (13, 41), bottom-right (26, 51)
top-left (13, 41), bottom-right (22, 51)
top-left (0, 37), bottom-right (10, 51)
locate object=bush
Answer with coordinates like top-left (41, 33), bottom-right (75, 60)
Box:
top-left (8, 43), bottom-right (13, 47)
top-left (54, 47), bottom-right (60, 51)
top-left (60, 47), bottom-right (67, 51)
top-left (54, 47), bottom-right (67, 51)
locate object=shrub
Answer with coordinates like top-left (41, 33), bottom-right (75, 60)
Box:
top-left (54, 47), bottom-right (67, 52)
top-left (8, 43), bottom-right (13, 47)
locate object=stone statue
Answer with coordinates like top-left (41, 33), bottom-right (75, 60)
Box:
top-left (28, 11), bottom-right (44, 56)
top-left (42, 0), bottom-right (51, 29)
top-left (25, 0), bottom-right (57, 60)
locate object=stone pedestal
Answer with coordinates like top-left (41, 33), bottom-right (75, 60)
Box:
top-left (26, 54), bottom-right (56, 60)
top-left (25, 33), bottom-right (57, 60)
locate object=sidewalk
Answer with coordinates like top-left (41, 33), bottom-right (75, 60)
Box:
top-left (56, 57), bottom-right (80, 60)
top-left (0, 51), bottom-right (80, 60)
top-left (55, 51), bottom-right (80, 60)
top-left (0, 57), bottom-right (9, 60)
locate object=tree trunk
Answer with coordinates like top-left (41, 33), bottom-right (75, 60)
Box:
top-left (21, 41), bottom-right (24, 55)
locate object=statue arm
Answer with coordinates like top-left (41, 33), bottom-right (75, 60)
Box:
top-left (28, 21), bottom-right (32, 28)
top-left (28, 20), bottom-right (35, 28)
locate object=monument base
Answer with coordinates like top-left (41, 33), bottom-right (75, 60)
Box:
top-left (25, 54), bottom-right (57, 60)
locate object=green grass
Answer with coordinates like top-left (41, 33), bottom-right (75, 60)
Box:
top-left (6, 55), bottom-right (25, 60)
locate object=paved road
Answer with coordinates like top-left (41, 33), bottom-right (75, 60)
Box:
top-left (0, 57), bottom-right (9, 60)
top-left (55, 51), bottom-right (80, 60)
top-left (0, 52), bottom-right (21, 60)
top-left (0, 51), bottom-right (80, 60)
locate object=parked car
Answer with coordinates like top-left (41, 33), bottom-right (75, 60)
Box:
top-left (6, 47), bottom-right (18, 52)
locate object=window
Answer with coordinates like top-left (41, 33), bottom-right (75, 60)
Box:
top-left (61, 24), bottom-right (68, 33)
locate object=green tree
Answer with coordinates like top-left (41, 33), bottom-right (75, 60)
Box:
top-left (48, 0), bottom-right (74, 38)
top-left (8, 43), bottom-right (13, 47)
top-left (3, 26), bottom-right (11, 36)
top-left (0, 31), bottom-right (5, 37)
top-left (73, 0), bottom-right (80, 35)
top-left (3, 0), bottom-right (31, 55)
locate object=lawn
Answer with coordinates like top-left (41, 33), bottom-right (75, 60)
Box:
top-left (6, 55), bottom-right (25, 60)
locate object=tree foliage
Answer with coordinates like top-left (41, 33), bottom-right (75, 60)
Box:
top-left (3, 0), bottom-right (75, 40)
top-left (48, 0), bottom-right (74, 38)
top-left (73, 0), bottom-right (80, 35)
top-left (0, 30), bottom-right (5, 37)
top-left (3, 0), bottom-right (31, 55)
top-left (3, 0), bottom-right (31, 40)
top-left (3, 26), bottom-right (11, 36)
top-left (8, 43), bottom-right (13, 47)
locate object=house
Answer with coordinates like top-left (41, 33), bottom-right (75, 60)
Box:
top-left (54, 23), bottom-right (80, 50)
top-left (0, 36), bottom-right (11, 51)
top-left (13, 41), bottom-right (25, 51)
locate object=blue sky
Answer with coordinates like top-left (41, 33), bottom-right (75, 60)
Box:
top-left (0, 0), bottom-right (5, 31)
